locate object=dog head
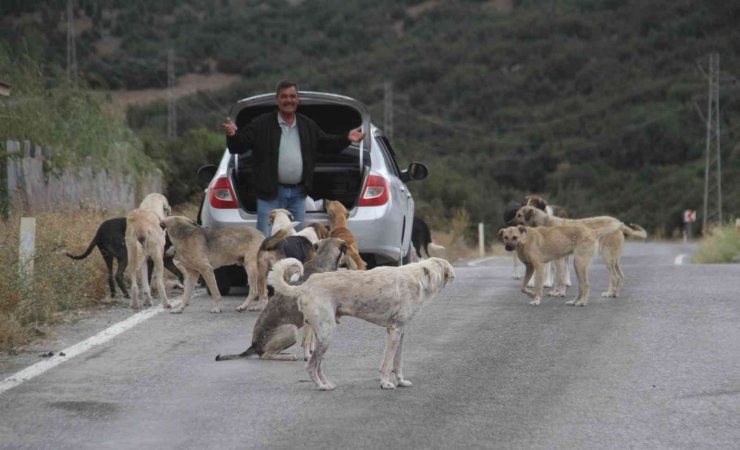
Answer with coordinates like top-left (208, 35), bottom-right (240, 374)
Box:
top-left (524, 195), bottom-right (548, 211)
top-left (510, 206), bottom-right (544, 226)
top-left (324, 200), bottom-right (349, 222)
top-left (139, 193), bottom-right (171, 220)
top-left (498, 226), bottom-right (527, 252)
top-left (268, 209), bottom-right (293, 226)
top-left (313, 237), bottom-right (348, 270)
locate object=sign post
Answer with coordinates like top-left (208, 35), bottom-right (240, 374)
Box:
top-left (682, 209), bottom-right (696, 242)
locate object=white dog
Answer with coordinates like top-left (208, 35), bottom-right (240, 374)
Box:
top-left (268, 257), bottom-right (455, 390)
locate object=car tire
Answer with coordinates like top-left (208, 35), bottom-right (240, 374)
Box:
top-left (401, 243), bottom-right (412, 265)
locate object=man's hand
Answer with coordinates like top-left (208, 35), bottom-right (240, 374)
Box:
top-left (221, 118), bottom-right (237, 137)
top-left (347, 127), bottom-right (365, 143)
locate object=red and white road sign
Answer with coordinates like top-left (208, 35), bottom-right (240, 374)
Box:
top-left (683, 209), bottom-right (696, 223)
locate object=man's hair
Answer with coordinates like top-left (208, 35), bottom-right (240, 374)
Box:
top-left (275, 80), bottom-right (298, 95)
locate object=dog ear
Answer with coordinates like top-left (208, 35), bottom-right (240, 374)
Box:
top-left (339, 241), bottom-right (348, 254)
top-left (518, 225), bottom-right (527, 234)
top-left (288, 210), bottom-right (294, 220)
top-left (497, 228), bottom-right (504, 240)
top-left (160, 220), bottom-right (166, 230)
top-left (524, 208), bottom-right (534, 222)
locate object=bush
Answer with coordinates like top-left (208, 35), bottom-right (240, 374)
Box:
top-left (692, 226), bottom-right (740, 264)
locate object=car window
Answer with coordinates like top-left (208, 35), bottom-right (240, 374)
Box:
top-left (375, 135), bottom-right (401, 177)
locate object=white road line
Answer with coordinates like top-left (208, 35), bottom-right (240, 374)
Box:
top-left (466, 256), bottom-right (499, 267)
top-left (0, 306), bottom-right (164, 396)
top-left (674, 254), bottom-right (687, 265)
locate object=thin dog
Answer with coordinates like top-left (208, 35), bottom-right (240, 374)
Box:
top-left (215, 238), bottom-right (348, 362)
top-left (324, 199), bottom-right (367, 270)
top-left (511, 206), bottom-right (647, 297)
top-left (125, 193), bottom-right (172, 309)
top-left (268, 256), bottom-right (455, 390)
top-left (159, 216), bottom-right (264, 313)
top-left (411, 216), bottom-right (446, 260)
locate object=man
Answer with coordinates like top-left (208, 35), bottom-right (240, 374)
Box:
top-left (221, 81), bottom-right (365, 236)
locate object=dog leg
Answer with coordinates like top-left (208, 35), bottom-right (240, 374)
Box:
top-left (171, 269), bottom-right (199, 314)
top-left (102, 254), bottom-right (117, 298)
top-left (530, 264), bottom-right (544, 306)
top-left (114, 257), bottom-right (129, 299)
top-left (548, 258), bottom-right (568, 297)
top-left (150, 254), bottom-right (171, 309)
top-left (512, 253), bottom-right (521, 279)
top-left (379, 326), bottom-right (403, 389)
top-left (303, 305), bottom-right (336, 390)
top-left (239, 257), bottom-right (267, 311)
top-left (137, 263), bottom-right (154, 307)
top-left (198, 266), bottom-right (223, 313)
top-left (600, 232), bottom-right (624, 298)
top-left (521, 263), bottom-right (536, 298)
top-left (566, 251), bottom-right (593, 306)
top-left (261, 325), bottom-right (298, 361)
top-left (543, 262), bottom-right (553, 288)
top-left (392, 331), bottom-right (412, 387)
top-left (302, 323), bottom-right (315, 361)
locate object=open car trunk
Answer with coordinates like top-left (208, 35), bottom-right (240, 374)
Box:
top-left (228, 93), bottom-right (371, 213)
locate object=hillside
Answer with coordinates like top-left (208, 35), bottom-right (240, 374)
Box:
top-left (2, 0), bottom-right (739, 238)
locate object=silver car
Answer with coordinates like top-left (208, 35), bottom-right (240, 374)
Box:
top-left (197, 91), bottom-right (428, 293)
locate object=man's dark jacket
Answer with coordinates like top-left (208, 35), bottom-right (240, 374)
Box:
top-left (226, 111), bottom-right (350, 200)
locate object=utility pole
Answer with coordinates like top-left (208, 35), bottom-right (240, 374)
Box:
top-left (66, 0), bottom-right (78, 83)
top-left (384, 80), bottom-right (393, 140)
top-left (167, 49), bottom-right (177, 138)
top-left (701, 52), bottom-right (722, 234)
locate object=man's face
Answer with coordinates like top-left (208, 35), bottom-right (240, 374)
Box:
top-left (276, 86), bottom-right (299, 116)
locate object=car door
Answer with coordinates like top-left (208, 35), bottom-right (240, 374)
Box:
top-left (376, 135), bottom-right (414, 260)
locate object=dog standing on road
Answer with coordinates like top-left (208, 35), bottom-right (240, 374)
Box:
top-left (324, 200), bottom-right (367, 270)
top-left (511, 206), bottom-right (647, 297)
top-left (159, 216), bottom-right (264, 313)
top-left (215, 237), bottom-right (348, 362)
top-left (269, 256), bottom-right (455, 390)
top-left (125, 193), bottom-right (172, 309)
top-left (498, 224), bottom-right (612, 306)
top-left (411, 217), bottom-right (446, 260)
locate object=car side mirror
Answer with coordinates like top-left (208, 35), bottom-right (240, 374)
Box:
top-left (401, 162), bottom-right (429, 183)
top-left (196, 165), bottom-right (218, 187)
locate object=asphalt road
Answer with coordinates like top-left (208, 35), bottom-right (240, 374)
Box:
top-left (0, 241), bottom-right (737, 449)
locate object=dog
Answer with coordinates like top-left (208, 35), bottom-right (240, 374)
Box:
top-left (411, 216), bottom-right (446, 260)
top-left (125, 193), bottom-right (172, 309)
top-left (324, 199), bottom-right (367, 270)
top-left (510, 206), bottom-right (647, 298)
top-left (159, 216), bottom-right (264, 313)
top-left (215, 238), bottom-right (348, 362)
top-left (251, 225), bottom-right (318, 311)
top-left (498, 224), bottom-right (611, 306)
top-left (305, 222), bottom-right (329, 240)
top-left (268, 256), bottom-right (455, 390)
top-left (66, 217), bottom-right (184, 299)
top-left (268, 209), bottom-right (300, 236)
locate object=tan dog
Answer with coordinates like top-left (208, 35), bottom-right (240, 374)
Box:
top-left (498, 225), bottom-right (608, 306)
top-left (305, 222), bottom-right (329, 240)
top-left (268, 209), bottom-right (299, 236)
top-left (125, 193), bottom-right (172, 309)
top-left (511, 206), bottom-right (647, 297)
top-left (159, 216), bottom-right (264, 313)
top-left (324, 200), bottom-right (367, 270)
top-left (215, 238), bottom-right (348, 362)
top-left (268, 256), bottom-right (455, 390)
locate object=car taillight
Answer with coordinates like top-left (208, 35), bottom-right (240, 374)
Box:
top-left (209, 176), bottom-right (239, 209)
top-left (358, 174), bottom-right (389, 207)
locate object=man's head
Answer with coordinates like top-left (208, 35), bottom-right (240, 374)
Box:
top-left (275, 80), bottom-right (299, 117)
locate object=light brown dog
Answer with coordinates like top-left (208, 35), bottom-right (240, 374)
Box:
top-left (324, 200), bottom-right (367, 270)
top-left (159, 216), bottom-right (264, 313)
top-left (268, 256), bottom-right (455, 390)
top-left (498, 225), bottom-right (609, 306)
top-left (511, 206), bottom-right (647, 297)
top-left (125, 193), bottom-right (172, 309)
top-left (305, 222), bottom-right (329, 240)
top-left (268, 209), bottom-right (299, 236)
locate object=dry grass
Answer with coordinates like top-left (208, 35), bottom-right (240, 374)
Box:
top-left (693, 226), bottom-right (740, 264)
top-left (0, 202), bottom-right (202, 352)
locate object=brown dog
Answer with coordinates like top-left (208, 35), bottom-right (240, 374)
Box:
top-left (324, 200), bottom-right (367, 270)
top-left (498, 225), bottom-right (607, 307)
top-left (159, 216), bottom-right (264, 313)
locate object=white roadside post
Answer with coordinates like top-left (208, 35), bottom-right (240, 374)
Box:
top-left (478, 222), bottom-right (485, 257)
top-left (19, 217), bottom-right (36, 289)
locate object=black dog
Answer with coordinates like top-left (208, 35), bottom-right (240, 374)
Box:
top-left (412, 216), bottom-right (433, 259)
top-left (66, 217), bottom-right (183, 298)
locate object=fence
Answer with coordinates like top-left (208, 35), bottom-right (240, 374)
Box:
top-left (3, 139), bottom-right (162, 214)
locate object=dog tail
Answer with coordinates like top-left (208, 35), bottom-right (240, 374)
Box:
top-left (260, 227), bottom-right (292, 251)
top-left (621, 223), bottom-right (648, 239)
top-left (215, 346), bottom-right (257, 361)
top-left (267, 258), bottom-right (304, 298)
top-left (428, 243), bottom-right (446, 256)
top-left (65, 230), bottom-right (101, 260)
